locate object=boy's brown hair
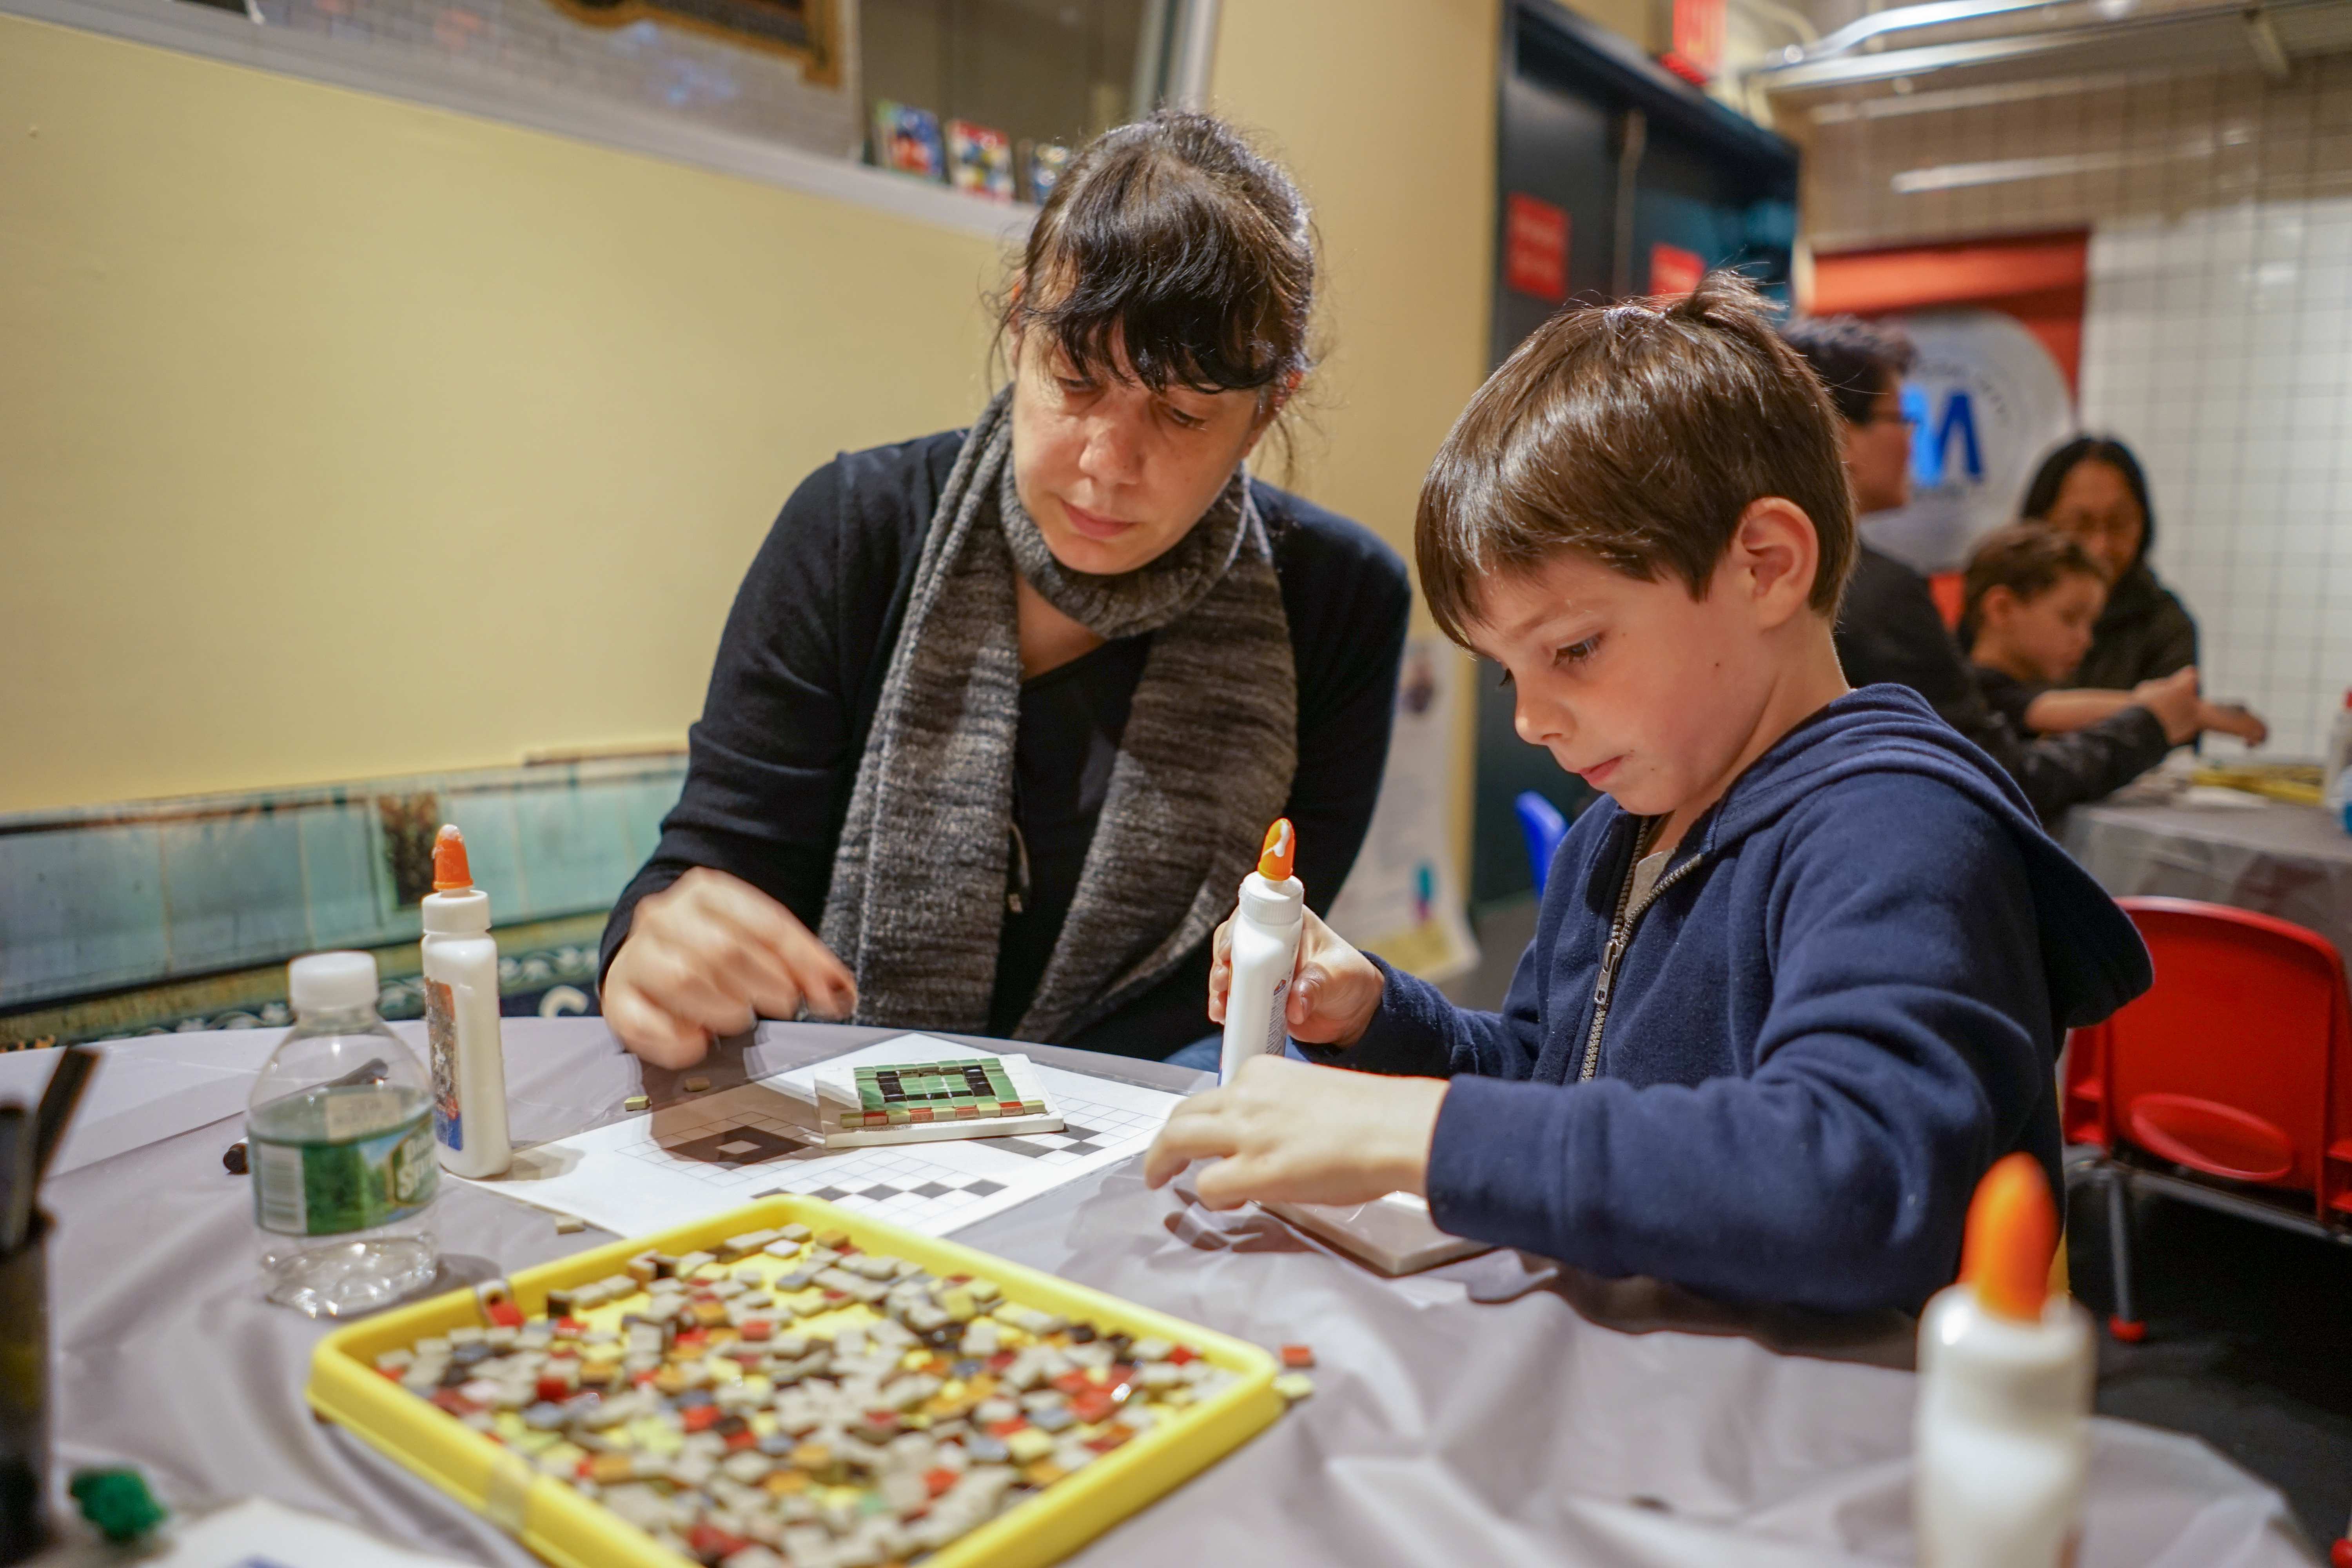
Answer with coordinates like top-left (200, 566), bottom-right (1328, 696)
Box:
top-left (1417, 273), bottom-right (1856, 643)
top-left (1960, 521), bottom-right (2107, 636)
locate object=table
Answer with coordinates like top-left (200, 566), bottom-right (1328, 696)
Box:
top-left (0, 1022), bottom-right (2317, 1568)
top-left (2063, 796), bottom-right (2352, 973)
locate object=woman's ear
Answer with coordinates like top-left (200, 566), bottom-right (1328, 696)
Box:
top-left (1004, 274), bottom-right (1028, 367)
top-left (1239, 369), bottom-right (1302, 459)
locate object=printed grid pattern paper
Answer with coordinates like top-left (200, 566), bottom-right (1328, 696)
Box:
top-left (1803, 60), bottom-right (2352, 756)
top-left (469, 1039), bottom-right (1177, 1239)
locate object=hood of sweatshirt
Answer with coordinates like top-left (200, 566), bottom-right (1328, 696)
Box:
top-left (1681, 682), bottom-right (2151, 1030)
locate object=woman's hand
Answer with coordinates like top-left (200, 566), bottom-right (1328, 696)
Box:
top-left (1143, 1055), bottom-right (1448, 1209)
top-left (602, 869), bottom-right (856, 1069)
top-left (2197, 699), bottom-right (2268, 747)
top-left (1205, 906), bottom-right (1387, 1048)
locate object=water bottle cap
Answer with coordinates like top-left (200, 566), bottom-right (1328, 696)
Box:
top-left (289, 951), bottom-right (379, 1013)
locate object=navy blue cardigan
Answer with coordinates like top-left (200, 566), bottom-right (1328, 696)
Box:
top-left (1314, 685), bottom-right (2151, 1314)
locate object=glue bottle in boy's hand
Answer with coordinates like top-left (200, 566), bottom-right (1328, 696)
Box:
top-left (1219, 819), bottom-right (1304, 1085)
top-left (1914, 1153), bottom-right (2092, 1568)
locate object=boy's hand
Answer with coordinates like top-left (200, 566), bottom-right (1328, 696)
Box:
top-left (1206, 906), bottom-right (1387, 1047)
top-left (1143, 1055), bottom-right (1449, 1209)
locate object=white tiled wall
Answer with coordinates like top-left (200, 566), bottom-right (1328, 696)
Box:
top-left (1803, 60), bottom-right (2352, 757)
top-left (2081, 200), bottom-right (2352, 759)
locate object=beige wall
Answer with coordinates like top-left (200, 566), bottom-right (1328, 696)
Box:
top-left (0, 1), bottom-right (1501, 818)
top-left (0, 13), bottom-right (1005, 814)
top-left (1210, 0), bottom-right (1499, 591)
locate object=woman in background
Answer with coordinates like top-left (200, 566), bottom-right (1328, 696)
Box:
top-left (597, 113), bottom-right (1411, 1068)
top-left (2021, 436), bottom-right (2197, 690)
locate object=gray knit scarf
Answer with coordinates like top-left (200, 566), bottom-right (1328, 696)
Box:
top-left (819, 388), bottom-right (1298, 1044)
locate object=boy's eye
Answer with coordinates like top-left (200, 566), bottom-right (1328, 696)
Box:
top-left (1554, 637), bottom-right (1601, 666)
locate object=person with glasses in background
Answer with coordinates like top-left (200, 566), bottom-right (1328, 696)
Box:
top-left (1781, 316), bottom-right (2200, 823)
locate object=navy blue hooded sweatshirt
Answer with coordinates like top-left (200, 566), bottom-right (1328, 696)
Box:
top-left (1313, 684), bottom-right (2151, 1315)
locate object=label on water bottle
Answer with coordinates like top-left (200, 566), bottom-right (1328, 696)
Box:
top-left (426, 976), bottom-right (463, 1151)
top-left (1265, 975), bottom-right (1289, 1056)
top-left (253, 1111), bottom-right (438, 1237)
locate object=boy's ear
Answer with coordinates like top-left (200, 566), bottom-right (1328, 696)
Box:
top-left (1979, 584), bottom-right (2021, 628)
top-left (1729, 497), bottom-right (1821, 628)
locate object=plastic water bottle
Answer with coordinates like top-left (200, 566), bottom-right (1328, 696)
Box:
top-left (249, 951), bottom-right (441, 1318)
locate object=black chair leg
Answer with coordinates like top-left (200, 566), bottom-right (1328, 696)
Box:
top-left (2107, 1167), bottom-right (2145, 1342)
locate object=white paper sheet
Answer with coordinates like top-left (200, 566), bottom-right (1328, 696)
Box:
top-left (134, 1497), bottom-right (472, 1568)
top-left (461, 1034), bottom-right (1182, 1239)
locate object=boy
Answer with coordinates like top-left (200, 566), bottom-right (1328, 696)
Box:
top-left (1143, 279), bottom-right (2153, 1314)
top-left (1963, 521), bottom-right (2267, 748)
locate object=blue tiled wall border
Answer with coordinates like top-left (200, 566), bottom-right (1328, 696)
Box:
top-left (0, 755), bottom-right (685, 1011)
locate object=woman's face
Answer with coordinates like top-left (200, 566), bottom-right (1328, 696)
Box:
top-left (2044, 459), bottom-right (2145, 582)
top-left (1009, 325), bottom-right (1273, 577)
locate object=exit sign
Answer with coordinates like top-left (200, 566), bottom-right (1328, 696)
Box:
top-left (1659, 0), bottom-right (1726, 83)
top-left (1504, 193), bottom-right (1570, 302)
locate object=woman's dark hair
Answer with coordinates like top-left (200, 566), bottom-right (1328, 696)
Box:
top-left (1778, 314), bottom-right (1917, 427)
top-left (998, 111), bottom-right (1315, 405)
top-left (2020, 436), bottom-right (2156, 564)
top-left (1418, 272), bottom-right (1857, 641)
top-left (1959, 520), bottom-right (2106, 644)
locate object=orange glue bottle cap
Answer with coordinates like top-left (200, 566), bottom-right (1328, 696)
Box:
top-left (1958, 1151), bottom-right (2058, 1322)
top-left (1257, 818), bottom-right (1297, 882)
top-left (431, 825), bottom-right (474, 893)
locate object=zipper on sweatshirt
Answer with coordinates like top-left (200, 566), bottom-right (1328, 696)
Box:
top-left (1579, 823), bottom-right (1706, 1082)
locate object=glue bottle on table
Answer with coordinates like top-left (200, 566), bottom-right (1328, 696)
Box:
top-left (2321, 687), bottom-right (2352, 820)
top-left (1220, 818), bottom-right (1304, 1085)
top-left (1915, 1152), bottom-right (2092, 1568)
top-left (421, 825), bottom-right (511, 1178)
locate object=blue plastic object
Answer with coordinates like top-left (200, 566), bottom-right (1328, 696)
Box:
top-left (1514, 791), bottom-right (1571, 897)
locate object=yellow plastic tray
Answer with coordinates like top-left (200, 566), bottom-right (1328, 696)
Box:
top-left (308, 1196), bottom-right (1283, 1568)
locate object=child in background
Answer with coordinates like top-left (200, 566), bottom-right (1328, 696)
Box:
top-left (1962, 521), bottom-right (2267, 748)
top-left (1144, 278), bottom-right (2154, 1315)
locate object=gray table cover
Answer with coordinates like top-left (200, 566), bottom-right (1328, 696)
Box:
top-left (2063, 797), bottom-right (2352, 976)
top-left (0, 1021), bottom-right (2317, 1568)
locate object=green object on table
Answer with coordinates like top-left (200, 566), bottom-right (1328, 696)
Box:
top-left (68, 1466), bottom-right (168, 1542)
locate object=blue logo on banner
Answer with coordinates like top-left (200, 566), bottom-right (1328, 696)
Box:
top-left (1908, 384), bottom-right (1984, 488)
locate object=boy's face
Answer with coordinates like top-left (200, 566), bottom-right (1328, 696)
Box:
top-left (1985, 572), bottom-right (2106, 684)
top-left (1466, 551), bottom-right (1789, 820)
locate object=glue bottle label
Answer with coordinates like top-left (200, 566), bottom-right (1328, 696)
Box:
top-left (426, 977), bottom-right (463, 1151)
top-left (1265, 975), bottom-right (1289, 1057)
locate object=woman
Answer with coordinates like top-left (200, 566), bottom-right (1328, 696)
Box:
top-left (2020, 436), bottom-right (2197, 690)
top-left (599, 113), bottom-right (1411, 1069)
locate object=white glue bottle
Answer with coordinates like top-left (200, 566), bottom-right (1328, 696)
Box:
top-left (1915, 1152), bottom-right (2092, 1568)
top-left (420, 824), bottom-right (511, 1178)
top-left (1220, 818), bottom-right (1304, 1085)
top-left (2321, 687), bottom-right (2352, 818)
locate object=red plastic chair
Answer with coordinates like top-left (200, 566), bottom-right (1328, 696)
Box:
top-left (2061, 897), bottom-right (2352, 1342)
